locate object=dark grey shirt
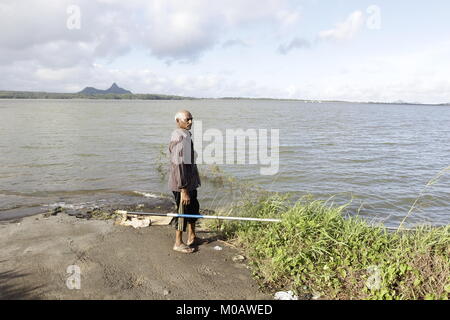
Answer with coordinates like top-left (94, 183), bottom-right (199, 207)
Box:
top-left (168, 128), bottom-right (201, 192)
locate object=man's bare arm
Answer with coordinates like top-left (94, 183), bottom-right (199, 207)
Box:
top-left (180, 188), bottom-right (190, 205)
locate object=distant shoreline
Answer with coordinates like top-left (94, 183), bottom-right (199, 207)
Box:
top-left (0, 90), bottom-right (195, 101)
top-left (0, 90), bottom-right (448, 106)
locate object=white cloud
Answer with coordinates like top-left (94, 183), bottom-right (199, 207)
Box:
top-left (0, 0), bottom-right (302, 66)
top-left (222, 39), bottom-right (250, 49)
top-left (284, 41), bottom-right (450, 104)
top-left (318, 11), bottom-right (365, 41)
top-left (140, 0), bottom-right (301, 61)
top-left (276, 9), bottom-right (301, 30)
top-left (35, 67), bottom-right (80, 82)
top-left (0, 0), bottom-right (141, 68)
top-left (0, 0), bottom-right (304, 94)
top-left (278, 37), bottom-right (311, 54)
top-left (0, 60), bottom-right (285, 99)
top-left (279, 10), bottom-right (365, 54)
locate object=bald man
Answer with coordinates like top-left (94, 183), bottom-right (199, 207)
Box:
top-left (168, 110), bottom-right (202, 253)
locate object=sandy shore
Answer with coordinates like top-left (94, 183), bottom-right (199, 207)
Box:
top-left (0, 211), bottom-right (270, 300)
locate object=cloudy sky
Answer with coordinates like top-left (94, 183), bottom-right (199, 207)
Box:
top-left (1, 0), bottom-right (449, 103)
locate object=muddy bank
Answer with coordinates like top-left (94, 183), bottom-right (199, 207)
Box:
top-left (0, 200), bottom-right (270, 300)
top-left (0, 190), bottom-right (175, 221)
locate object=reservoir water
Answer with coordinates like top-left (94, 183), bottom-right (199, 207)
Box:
top-left (0, 99), bottom-right (449, 228)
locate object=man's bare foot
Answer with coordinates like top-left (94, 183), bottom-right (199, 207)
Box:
top-left (173, 243), bottom-right (195, 253)
top-left (186, 237), bottom-right (207, 247)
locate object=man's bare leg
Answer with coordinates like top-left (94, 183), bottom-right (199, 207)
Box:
top-left (175, 230), bottom-right (184, 246)
top-left (187, 222), bottom-right (196, 245)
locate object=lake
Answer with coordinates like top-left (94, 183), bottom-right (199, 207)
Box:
top-left (0, 99), bottom-right (449, 228)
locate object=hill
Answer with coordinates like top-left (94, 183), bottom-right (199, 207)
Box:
top-left (78, 83), bottom-right (132, 95)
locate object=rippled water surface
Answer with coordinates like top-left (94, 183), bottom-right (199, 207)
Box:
top-left (0, 99), bottom-right (449, 227)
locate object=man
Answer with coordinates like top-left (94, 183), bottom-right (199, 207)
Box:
top-left (168, 110), bottom-right (202, 253)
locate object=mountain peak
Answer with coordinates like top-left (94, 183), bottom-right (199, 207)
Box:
top-left (78, 83), bottom-right (132, 95)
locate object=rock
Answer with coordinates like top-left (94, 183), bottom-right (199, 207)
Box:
top-left (200, 209), bottom-right (215, 215)
top-left (274, 291), bottom-right (298, 300)
top-left (75, 211), bottom-right (91, 219)
top-left (52, 206), bottom-right (63, 216)
top-left (130, 217), bottom-right (150, 229)
top-left (116, 214), bottom-right (151, 229)
top-left (312, 293), bottom-right (321, 300)
top-left (232, 255), bottom-right (246, 262)
top-left (163, 289), bottom-right (170, 296)
top-left (43, 206), bottom-right (63, 218)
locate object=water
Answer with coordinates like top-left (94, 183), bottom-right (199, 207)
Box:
top-left (0, 99), bottom-right (449, 228)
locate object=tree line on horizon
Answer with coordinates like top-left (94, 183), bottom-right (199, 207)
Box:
top-left (0, 90), bottom-right (195, 100)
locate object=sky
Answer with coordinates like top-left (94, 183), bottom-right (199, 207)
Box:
top-left (1, 0), bottom-right (450, 103)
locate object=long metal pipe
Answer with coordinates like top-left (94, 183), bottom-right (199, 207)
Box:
top-left (116, 210), bottom-right (281, 223)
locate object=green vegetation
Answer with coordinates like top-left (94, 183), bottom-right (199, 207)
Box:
top-left (206, 194), bottom-right (450, 300)
top-left (89, 208), bottom-right (121, 220)
top-left (155, 146), bottom-right (449, 299)
top-left (0, 90), bottom-right (195, 100)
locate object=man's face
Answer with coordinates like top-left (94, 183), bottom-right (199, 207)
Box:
top-left (177, 113), bottom-right (193, 130)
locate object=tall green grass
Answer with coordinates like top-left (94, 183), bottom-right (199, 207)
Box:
top-left (157, 152), bottom-right (449, 299)
top-left (206, 194), bottom-right (450, 300)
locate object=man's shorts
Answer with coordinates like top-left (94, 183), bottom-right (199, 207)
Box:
top-left (172, 189), bottom-right (199, 232)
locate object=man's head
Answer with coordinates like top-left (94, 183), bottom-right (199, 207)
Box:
top-left (175, 110), bottom-right (193, 130)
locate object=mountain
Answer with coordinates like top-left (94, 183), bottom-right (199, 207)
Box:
top-left (78, 83), bottom-right (132, 95)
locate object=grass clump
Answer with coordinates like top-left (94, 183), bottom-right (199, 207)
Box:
top-left (89, 209), bottom-right (119, 220)
top-left (207, 194), bottom-right (450, 300)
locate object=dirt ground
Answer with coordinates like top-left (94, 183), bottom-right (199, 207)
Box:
top-left (0, 212), bottom-right (271, 300)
